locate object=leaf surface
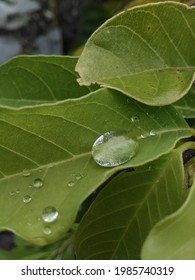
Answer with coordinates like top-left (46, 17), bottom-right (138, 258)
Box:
top-left (75, 150), bottom-right (184, 259)
top-left (142, 173), bottom-right (195, 260)
top-left (0, 88), bottom-right (191, 245)
top-left (173, 84), bottom-right (195, 118)
top-left (76, 2), bottom-right (195, 106)
top-left (0, 55), bottom-right (94, 108)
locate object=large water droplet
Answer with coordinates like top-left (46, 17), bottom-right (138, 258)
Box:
top-left (22, 169), bottom-right (31, 177)
top-left (23, 195), bottom-right (32, 204)
top-left (43, 226), bottom-right (52, 235)
top-left (33, 178), bottom-right (43, 188)
top-left (92, 130), bottom-right (139, 167)
top-left (131, 115), bottom-right (139, 123)
top-left (42, 206), bottom-right (58, 223)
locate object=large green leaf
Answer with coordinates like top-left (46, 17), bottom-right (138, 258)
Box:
top-left (0, 88), bottom-right (191, 245)
top-left (75, 150), bottom-right (184, 259)
top-left (142, 162), bottom-right (195, 259)
top-left (173, 84), bottom-right (195, 118)
top-left (76, 2), bottom-right (195, 106)
top-left (0, 55), bottom-right (94, 108)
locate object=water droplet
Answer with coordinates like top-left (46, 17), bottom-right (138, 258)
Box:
top-left (41, 206), bottom-right (58, 223)
top-left (92, 130), bottom-right (139, 167)
top-left (75, 173), bottom-right (82, 180)
top-left (149, 130), bottom-right (156, 136)
top-left (68, 180), bottom-right (75, 187)
top-left (33, 178), bottom-right (43, 188)
top-left (140, 133), bottom-right (146, 139)
top-left (43, 226), bottom-right (52, 235)
top-left (148, 165), bottom-right (155, 171)
top-left (16, 189), bottom-right (20, 194)
top-left (10, 191), bottom-right (15, 196)
top-left (131, 115), bottom-right (139, 123)
top-left (22, 169), bottom-right (31, 177)
top-left (23, 195), bottom-right (32, 204)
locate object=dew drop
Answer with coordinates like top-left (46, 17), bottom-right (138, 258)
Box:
top-left (42, 206), bottom-right (58, 223)
top-left (9, 191), bottom-right (15, 196)
top-left (92, 130), bottom-right (139, 167)
top-left (22, 169), bottom-right (31, 177)
top-left (23, 195), bottom-right (32, 204)
top-left (16, 189), bottom-right (20, 194)
top-left (33, 178), bottom-right (43, 188)
top-left (43, 226), bottom-right (52, 235)
top-left (68, 180), bottom-right (75, 187)
top-left (75, 173), bottom-right (82, 180)
top-left (149, 130), bottom-right (156, 136)
top-left (140, 133), bottom-right (146, 139)
top-left (131, 115), bottom-right (139, 123)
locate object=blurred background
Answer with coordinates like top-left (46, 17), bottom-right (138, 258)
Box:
top-left (0, 0), bottom-right (132, 64)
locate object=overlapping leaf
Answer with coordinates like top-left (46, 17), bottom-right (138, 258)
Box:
top-left (174, 84), bottom-right (195, 118)
top-left (75, 150), bottom-right (184, 259)
top-left (142, 174), bottom-right (195, 259)
top-left (0, 88), bottom-right (191, 245)
top-left (76, 2), bottom-right (195, 106)
top-left (0, 55), bottom-right (94, 108)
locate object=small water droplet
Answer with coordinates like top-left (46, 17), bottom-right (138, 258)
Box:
top-left (75, 173), bottom-right (82, 180)
top-left (10, 191), bottom-right (15, 196)
top-left (68, 180), bottom-right (75, 187)
top-left (16, 189), bottom-right (20, 194)
top-left (131, 115), bottom-right (139, 123)
top-left (22, 169), bottom-right (31, 177)
top-left (92, 130), bottom-right (139, 167)
top-left (42, 206), bottom-right (58, 223)
top-left (43, 226), bottom-right (52, 235)
top-left (23, 195), bottom-right (32, 204)
top-left (148, 165), bottom-right (155, 171)
top-left (150, 130), bottom-right (156, 136)
top-left (140, 133), bottom-right (146, 139)
top-left (33, 178), bottom-right (43, 188)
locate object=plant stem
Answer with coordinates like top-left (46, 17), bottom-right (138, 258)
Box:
top-left (176, 141), bottom-right (195, 154)
top-left (191, 128), bottom-right (195, 137)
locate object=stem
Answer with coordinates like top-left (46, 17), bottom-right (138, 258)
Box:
top-left (176, 141), bottom-right (195, 154)
top-left (191, 128), bottom-right (195, 137)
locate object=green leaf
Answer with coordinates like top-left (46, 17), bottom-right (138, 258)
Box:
top-left (75, 150), bottom-right (184, 259)
top-left (142, 174), bottom-right (195, 260)
top-left (76, 2), bottom-right (195, 106)
top-left (0, 88), bottom-right (191, 245)
top-left (0, 55), bottom-right (94, 108)
top-left (173, 84), bottom-right (195, 118)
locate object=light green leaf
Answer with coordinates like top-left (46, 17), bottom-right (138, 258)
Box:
top-left (0, 55), bottom-right (94, 108)
top-left (142, 166), bottom-right (195, 260)
top-left (0, 88), bottom-right (191, 245)
top-left (173, 84), bottom-right (195, 118)
top-left (76, 2), bottom-right (195, 106)
top-left (75, 150), bottom-right (184, 259)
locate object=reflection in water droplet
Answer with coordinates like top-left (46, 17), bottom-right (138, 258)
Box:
top-left (150, 130), bottom-right (156, 136)
top-left (33, 178), bottom-right (43, 188)
top-left (42, 206), bottom-right (58, 223)
top-left (43, 226), bottom-right (52, 235)
top-left (68, 180), bottom-right (75, 187)
top-left (131, 115), bottom-right (139, 123)
top-left (23, 195), bottom-right (32, 204)
top-left (92, 130), bottom-right (139, 167)
top-left (22, 169), bottom-right (31, 177)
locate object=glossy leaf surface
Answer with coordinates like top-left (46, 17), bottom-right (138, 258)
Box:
top-left (174, 84), bottom-right (195, 118)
